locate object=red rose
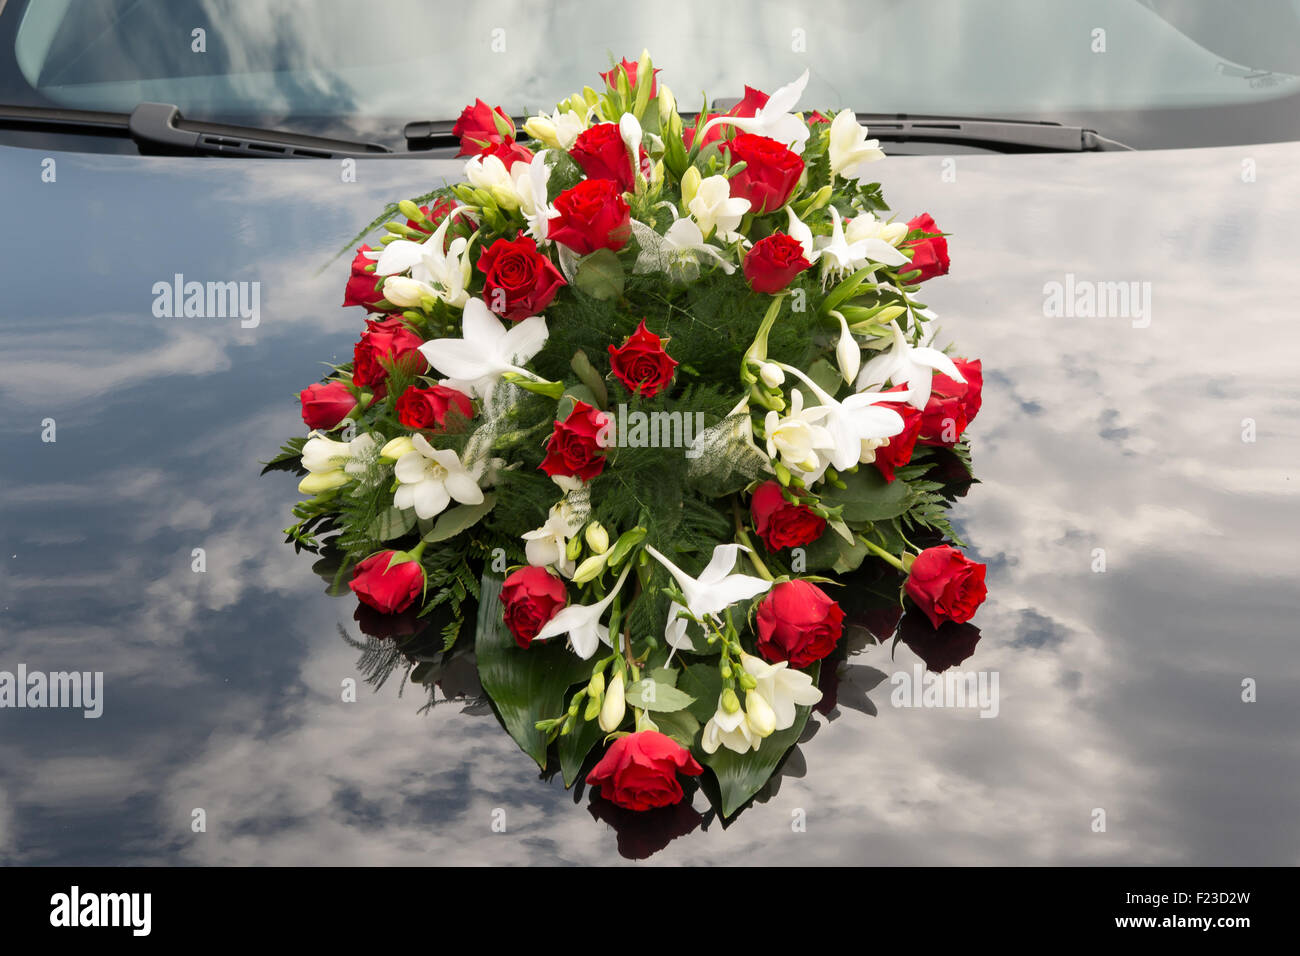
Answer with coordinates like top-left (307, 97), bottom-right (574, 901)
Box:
top-left (483, 138), bottom-right (534, 169)
top-left (919, 358), bottom-right (982, 446)
top-left (725, 134), bottom-right (804, 214)
top-left (539, 400), bottom-right (610, 481)
top-left (499, 566), bottom-right (567, 648)
top-left (903, 213), bottom-right (950, 282)
top-left (872, 391), bottom-right (924, 482)
top-left (904, 545), bottom-right (987, 629)
top-left (742, 232), bottom-right (812, 294)
top-left (570, 123), bottom-right (647, 193)
top-left (755, 579), bottom-right (844, 668)
top-left (451, 99), bottom-right (515, 157)
top-left (585, 730), bottom-right (703, 811)
top-left (352, 316), bottom-right (428, 390)
top-left (607, 320), bottom-right (678, 398)
top-left (600, 58), bottom-right (660, 98)
top-left (477, 232), bottom-right (566, 322)
top-left (299, 381), bottom-right (356, 430)
top-left (750, 480), bottom-right (825, 550)
top-left (548, 179), bottom-right (632, 254)
top-left (349, 551), bottom-right (425, 615)
top-left (342, 245), bottom-right (385, 312)
top-left (406, 197), bottom-right (464, 239)
top-left (395, 385), bottom-right (473, 432)
top-left (684, 85), bottom-right (769, 149)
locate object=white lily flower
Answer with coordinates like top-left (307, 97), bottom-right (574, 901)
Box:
top-left (664, 601), bottom-right (695, 659)
top-left (375, 208), bottom-right (474, 308)
top-left (522, 498), bottom-right (586, 576)
top-left (393, 434), bottom-right (485, 520)
top-left (510, 151), bottom-right (560, 244)
top-left (828, 109), bottom-right (886, 181)
top-left (816, 207), bottom-right (909, 285)
top-left (644, 543), bottom-right (771, 621)
top-left (785, 205), bottom-right (818, 262)
top-left (764, 388), bottom-right (833, 474)
top-left (702, 702), bottom-right (757, 755)
top-left (688, 174), bottom-right (750, 239)
top-left (417, 298), bottom-right (548, 402)
top-left (776, 363), bottom-right (909, 473)
top-left (661, 217), bottom-right (736, 277)
top-left (534, 562), bottom-right (633, 659)
top-left (700, 70), bottom-right (812, 153)
top-left (618, 112), bottom-right (643, 177)
top-left (741, 652), bottom-right (823, 730)
top-left (855, 320), bottom-right (966, 409)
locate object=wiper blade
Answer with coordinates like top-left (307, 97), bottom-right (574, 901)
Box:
top-left (0, 102), bottom-right (391, 158)
top-left (855, 113), bottom-right (1133, 152)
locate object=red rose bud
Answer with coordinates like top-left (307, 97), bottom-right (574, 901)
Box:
top-left (919, 358), bottom-right (982, 446)
top-left (351, 316), bottom-right (427, 390)
top-left (585, 730), bottom-right (703, 811)
top-left (548, 179), bottom-right (632, 254)
top-left (570, 123), bottom-right (643, 193)
top-left (539, 400), bottom-right (610, 481)
top-left (299, 381), bottom-right (357, 430)
top-left (342, 245), bottom-right (386, 311)
top-left (871, 395), bottom-right (924, 482)
top-left (903, 213), bottom-right (950, 282)
top-left (477, 232), bottom-right (566, 322)
top-left (395, 385), bottom-right (473, 432)
top-left (743, 232), bottom-right (812, 294)
top-left (405, 197), bottom-right (463, 238)
top-left (600, 57), bottom-right (660, 98)
top-left (684, 85), bottom-right (769, 149)
top-left (725, 133), bottom-right (805, 214)
top-left (756, 580), bottom-right (845, 668)
top-left (350, 550), bottom-right (425, 615)
top-left (499, 566), bottom-right (568, 648)
top-left (607, 320), bottom-right (678, 398)
top-left (451, 98), bottom-right (515, 157)
top-left (750, 480), bottom-right (826, 550)
top-left (904, 545), bottom-right (988, 629)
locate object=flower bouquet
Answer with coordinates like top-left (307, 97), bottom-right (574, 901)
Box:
top-left (270, 52), bottom-right (987, 818)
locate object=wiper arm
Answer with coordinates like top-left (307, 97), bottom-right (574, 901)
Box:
top-left (0, 102), bottom-right (391, 158)
top-left (855, 113), bottom-right (1133, 152)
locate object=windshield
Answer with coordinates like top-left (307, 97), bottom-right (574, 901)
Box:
top-left (7, 0), bottom-right (1300, 148)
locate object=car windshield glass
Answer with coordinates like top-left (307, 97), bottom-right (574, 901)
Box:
top-left (12, 0), bottom-right (1300, 120)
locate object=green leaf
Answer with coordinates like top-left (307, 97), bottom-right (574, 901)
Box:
top-left (818, 467), bottom-right (912, 523)
top-left (558, 714), bottom-right (604, 788)
top-left (801, 530), bottom-right (869, 573)
top-left (369, 506), bottom-right (416, 542)
top-left (421, 494), bottom-right (496, 543)
top-left (474, 572), bottom-right (595, 770)
top-left (681, 662), bottom-right (820, 818)
top-left (652, 708), bottom-right (701, 749)
top-left (625, 678), bottom-right (695, 713)
top-left (570, 350), bottom-right (610, 408)
top-left (574, 248), bottom-right (625, 301)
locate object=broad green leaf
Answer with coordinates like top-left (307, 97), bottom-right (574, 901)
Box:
top-left (369, 506), bottom-right (416, 542)
top-left (574, 248), bottom-right (625, 300)
top-left (625, 679), bottom-right (695, 713)
top-left (652, 708), bottom-right (701, 749)
top-left (421, 494), bottom-right (496, 543)
top-left (558, 714), bottom-right (605, 788)
top-left (818, 466), bottom-right (912, 523)
top-left (474, 572), bottom-right (595, 770)
top-left (801, 530), bottom-right (869, 574)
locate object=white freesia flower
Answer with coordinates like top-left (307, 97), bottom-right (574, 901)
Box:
top-left (464, 152), bottom-right (524, 204)
top-left (298, 432), bottom-right (380, 494)
top-left (375, 208), bottom-right (474, 308)
top-left (522, 498), bottom-right (586, 576)
top-left (510, 151), bottom-right (560, 244)
top-left (855, 320), bottom-right (966, 409)
top-left (702, 701), bottom-right (757, 755)
top-left (417, 297), bottom-right (548, 401)
top-left (644, 543), bottom-right (771, 621)
top-left (523, 109), bottom-right (585, 150)
top-left (700, 70), bottom-right (812, 153)
top-left (816, 207), bottom-right (909, 284)
top-left (688, 175), bottom-right (750, 239)
top-left (741, 652), bottom-right (823, 730)
top-left (784, 205), bottom-right (818, 262)
top-left (845, 213), bottom-right (909, 249)
top-left (828, 109), bottom-right (885, 181)
top-left (393, 434), bottom-right (485, 520)
top-left (835, 312), bottom-right (861, 384)
top-left (745, 689), bottom-right (777, 738)
top-left (764, 389), bottom-right (833, 474)
top-left (776, 363), bottom-right (909, 473)
top-left (534, 562), bottom-right (633, 659)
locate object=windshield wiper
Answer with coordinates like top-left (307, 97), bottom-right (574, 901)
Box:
top-left (0, 102), bottom-right (391, 157)
top-left (855, 113), bottom-right (1133, 152)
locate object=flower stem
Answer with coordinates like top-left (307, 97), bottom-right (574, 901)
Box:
top-left (859, 536), bottom-right (907, 573)
top-left (731, 497), bottom-right (773, 581)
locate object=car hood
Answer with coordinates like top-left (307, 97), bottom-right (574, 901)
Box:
top-left (1, 142), bottom-right (1297, 864)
